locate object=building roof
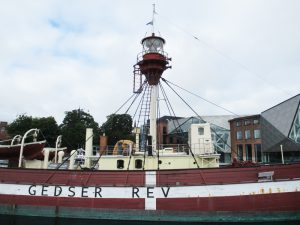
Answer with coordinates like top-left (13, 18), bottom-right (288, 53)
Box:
top-left (166, 115), bottom-right (238, 133)
top-left (228, 114), bottom-right (260, 122)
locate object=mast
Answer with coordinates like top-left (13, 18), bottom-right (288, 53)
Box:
top-left (134, 25), bottom-right (171, 153)
top-left (149, 85), bottom-right (158, 152)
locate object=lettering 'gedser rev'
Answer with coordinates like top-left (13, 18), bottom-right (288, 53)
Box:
top-left (28, 185), bottom-right (170, 198)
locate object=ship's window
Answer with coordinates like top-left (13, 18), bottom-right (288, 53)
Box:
top-left (117, 160), bottom-right (124, 169)
top-left (198, 127), bottom-right (204, 135)
top-left (135, 159), bottom-right (143, 169)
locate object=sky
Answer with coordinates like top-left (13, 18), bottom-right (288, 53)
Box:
top-left (0, 0), bottom-right (299, 126)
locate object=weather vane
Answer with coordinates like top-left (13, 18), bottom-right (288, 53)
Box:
top-left (146, 4), bottom-right (157, 33)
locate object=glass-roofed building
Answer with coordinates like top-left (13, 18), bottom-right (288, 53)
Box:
top-left (261, 94), bottom-right (300, 163)
top-left (157, 115), bottom-right (237, 164)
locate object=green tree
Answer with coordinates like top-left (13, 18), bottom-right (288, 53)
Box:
top-left (7, 114), bottom-right (60, 146)
top-left (101, 114), bottom-right (133, 145)
top-left (60, 109), bottom-right (100, 150)
top-left (32, 117), bottom-right (60, 147)
top-left (7, 114), bottom-right (32, 138)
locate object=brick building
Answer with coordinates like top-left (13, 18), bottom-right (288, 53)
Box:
top-left (229, 115), bottom-right (262, 163)
top-left (0, 121), bottom-right (9, 141)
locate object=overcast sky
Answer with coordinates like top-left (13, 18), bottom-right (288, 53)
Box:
top-left (1, 0), bottom-right (299, 125)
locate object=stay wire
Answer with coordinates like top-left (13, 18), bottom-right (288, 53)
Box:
top-left (159, 82), bottom-right (200, 169)
top-left (125, 81), bottom-right (148, 115)
top-left (163, 79), bottom-right (239, 116)
top-left (159, 82), bottom-right (186, 143)
top-left (162, 78), bottom-right (237, 156)
top-left (156, 12), bottom-right (292, 97)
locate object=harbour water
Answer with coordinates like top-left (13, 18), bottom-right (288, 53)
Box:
top-left (1, 215), bottom-right (300, 225)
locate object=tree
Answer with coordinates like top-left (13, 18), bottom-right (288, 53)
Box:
top-left (7, 114), bottom-right (60, 146)
top-left (7, 114), bottom-right (32, 138)
top-left (60, 109), bottom-right (100, 150)
top-left (101, 114), bottom-right (133, 145)
top-left (32, 117), bottom-right (60, 147)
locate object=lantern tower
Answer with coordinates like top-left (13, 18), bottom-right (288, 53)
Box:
top-left (133, 33), bottom-right (171, 153)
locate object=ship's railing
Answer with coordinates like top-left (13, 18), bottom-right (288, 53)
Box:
top-left (136, 50), bottom-right (169, 63)
top-left (95, 144), bottom-right (189, 156)
top-left (189, 142), bottom-right (215, 155)
top-left (93, 143), bottom-right (215, 156)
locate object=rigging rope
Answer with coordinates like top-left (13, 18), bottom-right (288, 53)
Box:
top-left (158, 81), bottom-right (209, 184)
top-left (155, 11), bottom-right (292, 97)
top-left (161, 78), bottom-right (237, 157)
top-left (163, 79), bottom-right (239, 116)
top-left (159, 82), bottom-right (200, 169)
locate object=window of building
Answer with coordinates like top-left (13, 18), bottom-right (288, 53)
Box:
top-left (117, 160), bottom-right (124, 169)
top-left (237, 144), bottom-right (243, 161)
top-left (245, 130), bottom-right (251, 139)
top-left (236, 121), bottom-right (241, 127)
top-left (255, 144), bottom-right (262, 162)
top-left (244, 120), bottom-right (251, 126)
top-left (246, 144), bottom-right (252, 161)
top-left (289, 105), bottom-right (300, 144)
top-left (135, 159), bottom-right (143, 169)
top-left (254, 129), bottom-right (261, 139)
top-left (198, 127), bottom-right (204, 135)
top-left (163, 136), bottom-right (167, 144)
top-left (236, 131), bottom-right (242, 140)
top-left (163, 127), bottom-right (167, 134)
top-left (253, 119), bottom-right (259, 124)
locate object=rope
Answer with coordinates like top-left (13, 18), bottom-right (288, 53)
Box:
top-left (161, 78), bottom-right (238, 158)
top-left (163, 79), bottom-right (239, 116)
top-left (159, 82), bottom-right (200, 169)
top-left (155, 12), bottom-right (292, 97)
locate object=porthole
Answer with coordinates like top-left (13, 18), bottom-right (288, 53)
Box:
top-left (117, 160), bottom-right (124, 169)
top-left (135, 159), bottom-right (143, 169)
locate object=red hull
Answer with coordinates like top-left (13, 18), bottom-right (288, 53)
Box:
top-left (1, 191), bottom-right (299, 211)
top-left (0, 163), bottom-right (299, 216)
top-left (157, 192), bottom-right (300, 211)
top-left (0, 163), bottom-right (298, 187)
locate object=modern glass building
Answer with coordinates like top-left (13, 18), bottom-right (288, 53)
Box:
top-left (261, 94), bottom-right (300, 163)
top-left (161, 115), bottom-right (236, 164)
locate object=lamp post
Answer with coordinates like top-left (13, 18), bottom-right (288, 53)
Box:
top-left (280, 144), bottom-right (285, 164)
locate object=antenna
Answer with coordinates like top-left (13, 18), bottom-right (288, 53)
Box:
top-left (146, 4), bottom-right (156, 33)
top-left (151, 4), bottom-right (156, 33)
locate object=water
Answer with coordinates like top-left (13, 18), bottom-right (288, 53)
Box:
top-left (1, 216), bottom-right (300, 225)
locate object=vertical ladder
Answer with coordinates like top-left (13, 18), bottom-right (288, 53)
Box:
top-left (138, 86), bottom-right (152, 151)
top-left (133, 65), bottom-right (143, 93)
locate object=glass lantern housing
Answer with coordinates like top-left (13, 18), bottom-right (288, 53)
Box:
top-left (142, 35), bottom-right (165, 54)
